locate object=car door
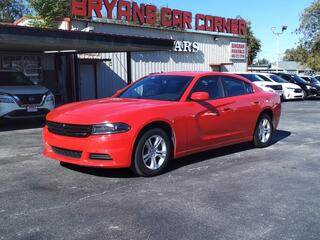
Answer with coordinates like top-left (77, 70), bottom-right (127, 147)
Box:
top-left (220, 76), bottom-right (261, 141)
top-left (185, 75), bottom-right (258, 150)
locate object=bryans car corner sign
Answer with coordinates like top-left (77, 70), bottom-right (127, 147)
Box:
top-left (72, 0), bottom-right (247, 36)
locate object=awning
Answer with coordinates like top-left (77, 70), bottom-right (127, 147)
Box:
top-left (0, 24), bottom-right (174, 53)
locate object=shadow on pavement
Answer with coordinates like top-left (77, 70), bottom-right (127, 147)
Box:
top-left (59, 130), bottom-right (291, 178)
top-left (0, 118), bottom-right (45, 132)
top-left (166, 129), bottom-right (291, 173)
top-left (60, 162), bottom-right (137, 179)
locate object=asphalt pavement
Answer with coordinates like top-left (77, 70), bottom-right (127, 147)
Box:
top-left (0, 100), bottom-right (320, 240)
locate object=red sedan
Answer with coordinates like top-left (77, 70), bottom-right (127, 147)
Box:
top-left (43, 72), bottom-right (281, 177)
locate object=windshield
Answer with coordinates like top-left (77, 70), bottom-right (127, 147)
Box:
top-left (292, 75), bottom-right (308, 84)
top-left (119, 75), bottom-right (193, 101)
top-left (0, 72), bottom-right (34, 86)
top-left (269, 74), bottom-right (288, 83)
top-left (307, 77), bottom-right (320, 85)
top-left (239, 74), bottom-right (264, 82)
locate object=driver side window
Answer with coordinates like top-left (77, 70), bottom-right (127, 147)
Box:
top-left (190, 76), bottom-right (224, 100)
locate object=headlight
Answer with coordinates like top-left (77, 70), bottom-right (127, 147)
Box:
top-left (306, 85), bottom-right (315, 90)
top-left (0, 94), bottom-right (15, 104)
top-left (92, 123), bottom-right (131, 135)
top-left (45, 92), bottom-right (55, 104)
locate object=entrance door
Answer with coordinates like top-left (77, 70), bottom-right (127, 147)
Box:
top-left (79, 63), bottom-right (97, 100)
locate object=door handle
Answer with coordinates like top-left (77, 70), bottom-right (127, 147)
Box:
top-left (223, 107), bottom-right (231, 112)
top-left (253, 101), bottom-right (260, 105)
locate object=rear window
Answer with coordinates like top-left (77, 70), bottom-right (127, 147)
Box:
top-left (0, 72), bottom-right (34, 86)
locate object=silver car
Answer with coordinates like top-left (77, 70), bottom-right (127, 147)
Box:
top-left (0, 70), bottom-right (55, 120)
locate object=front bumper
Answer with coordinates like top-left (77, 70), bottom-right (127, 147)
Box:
top-left (0, 101), bottom-right (54, 119)
top-left (283, 90), bottom-right (304, 100)
top-left (43, 126), bottom-right (134, 168)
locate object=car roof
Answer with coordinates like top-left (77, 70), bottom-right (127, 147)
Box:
top-left (151, 71), bottom-right (246, 78)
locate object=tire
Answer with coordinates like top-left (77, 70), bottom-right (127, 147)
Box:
top-left (253, 114), bottom-right (274, 148)
top-left (303, 90), bottom-right (308, 100)
top-left (131, 128), bottom-right (172, 177)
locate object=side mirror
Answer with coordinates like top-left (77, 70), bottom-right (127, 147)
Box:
top-left (190, 92), bottom-right (209, 101)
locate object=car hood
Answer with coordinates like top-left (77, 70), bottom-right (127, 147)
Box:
top-left (282, 83), bottom-right (301, 89)
top-left (254, 82), bottom-right (281, 87)
top-left (0, 85), bottom-right (49, 95)
top-left (47, 98), bottom-right (175, 124)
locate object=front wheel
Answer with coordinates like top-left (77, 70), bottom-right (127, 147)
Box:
top-left (303, 90), bottom-right (308, 100)
top-left (131, 128), bottom-right (172, 177)
top-left (253, 114), bottom-right (274, 148)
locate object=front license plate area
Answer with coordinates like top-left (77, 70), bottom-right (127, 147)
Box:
top-left (26, 106), bottom-right (38, 112)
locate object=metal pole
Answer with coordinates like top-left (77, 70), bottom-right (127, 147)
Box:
top-left (276, 34), bottom-right (280, 73)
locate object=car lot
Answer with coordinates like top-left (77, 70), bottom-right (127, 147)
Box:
top-left (0, 100), bottom-right (320, 240)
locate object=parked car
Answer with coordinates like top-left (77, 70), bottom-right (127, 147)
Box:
top-left (43, 72), bottom-right (281, 177)
top-left (0, 70), bottom-right (55, 120)
top-left (256, 73), bottom-right (304, 100)
top-left (299, 75), bottom-right (320, 87)
top-left (234, 73), bottom-right (284, 97)
top-left (273, 73), bottom-right (319, 98)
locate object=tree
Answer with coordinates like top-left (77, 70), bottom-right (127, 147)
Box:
top-left (246, 22), bottom-right (262, 66)
top-left (256, 58), bottom-right (271, 66)
top-left (292, 0), bottom-right (320, 71)
top-left (299, 0), bottom-right (320, 48)
top-left (283, 45), bottom-right (308, 63)
top-left (0, 0), bottom-right (29, 23)
top-left (28, 0), bottom-right (71, 28)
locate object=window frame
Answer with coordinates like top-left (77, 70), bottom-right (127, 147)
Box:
top-left (221, 76), bottom-right (254, 98)
top-left (188, 75), bottom-right (254, 101)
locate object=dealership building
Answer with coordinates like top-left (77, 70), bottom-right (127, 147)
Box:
top-left (0, 0), bottom-right (248, 104)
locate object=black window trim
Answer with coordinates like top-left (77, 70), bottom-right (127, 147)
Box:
top-left (187, 75), bottom-right (254, 101)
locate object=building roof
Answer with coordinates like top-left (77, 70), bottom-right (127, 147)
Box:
top-left (271, 61), bottom-right (312, 71)
top-left (0, 24), bottom-right (174, 53)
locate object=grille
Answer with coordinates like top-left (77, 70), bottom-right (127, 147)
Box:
top-left (52, 146), bottom-right (82, 159)
top-left (15, 94), bottom-right (45, 105)
top-left (266, 85), bottom-right (283, 91)
top-left (294, 89), bottom-right (302, 93)
top-left (7, 109), bottom-right (49, 117)
top-left (47, 121), bottom-right (92, 138)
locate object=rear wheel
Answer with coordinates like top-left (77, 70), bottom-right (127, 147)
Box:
top-left (253, 114), bottom-right (274, 148)
top-left (131, 128), bottom-right (172, 177)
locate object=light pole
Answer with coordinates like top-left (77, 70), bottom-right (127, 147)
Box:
top-left (272, 26), bottom-right (287, 72)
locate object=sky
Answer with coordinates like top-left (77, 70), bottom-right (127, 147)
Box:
top-left (131, 0), bottom-right (314, 63)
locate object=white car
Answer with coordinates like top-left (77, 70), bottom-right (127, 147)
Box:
top-left (0, 70), bottom-right (55, 120)
top-left (233, 73), bottom-right (284, 96)
top-left (257, 73), bottom-right (304, 100)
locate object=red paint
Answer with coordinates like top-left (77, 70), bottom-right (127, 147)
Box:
top-left (145, 5), bottom-right (156, 25)
top-left (195, 14), bottom-right (205, 31)
top-left (132, 2), bottom-right (145, 25)
top-left (71, 0), bottom-right (247, 35)
top-left (117, 0), bottom-right (131, 21)
top-left (161, 7), bottom-right (172, 27)
top-left (88, 0), bottom-right (102, 18)
top-left (43, 72), bottom-right (281, 169)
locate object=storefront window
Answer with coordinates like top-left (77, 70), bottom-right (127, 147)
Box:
top-left (0, 55), bottom-right (43, 84)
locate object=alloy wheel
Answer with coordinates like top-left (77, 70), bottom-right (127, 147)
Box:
top-left (142, 135), bottom-right (167, 170)
top-left (258, 118), bottom-right (272, 144)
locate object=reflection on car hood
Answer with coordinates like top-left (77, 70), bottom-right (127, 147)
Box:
top-left (47, 98), bottom-right (175, 124)
top-left (253, 82), bottom-right (281, 87)
top-left (282, 83), bottom-right (301, 89)
top-left (0, 85), bottom-right (49, 95)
